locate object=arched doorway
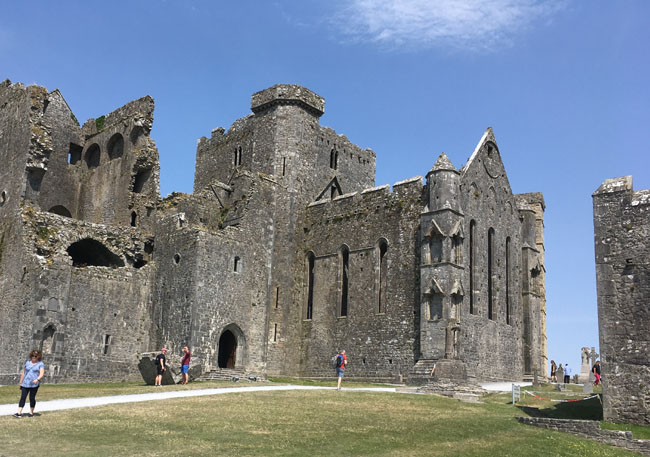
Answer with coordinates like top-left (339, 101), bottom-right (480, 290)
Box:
top-left (218, 330), bottom-right (237, 368)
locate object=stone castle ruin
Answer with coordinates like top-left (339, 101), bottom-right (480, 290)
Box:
top-left (0, 80), bottom-right (547, 385)
top-left (593, 176), bottom-right (650, 425)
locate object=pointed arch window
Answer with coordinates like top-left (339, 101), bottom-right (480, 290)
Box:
top-left (429, 293), bottom-right (443, 321)
top-left (376, 238), bottom-right (388, 314)
top-left (505, 237), bottom-right (511, 325)
top-left (469, 220), bottom-right (476, 314)
top-left (487, 227), bottom-right (495, 320)
top-left (339, 245), bottom-right (350, 317)
top-left (427, 222), bottom-right (444, 264)
top-left (451, 224), bottom-right (463, 265)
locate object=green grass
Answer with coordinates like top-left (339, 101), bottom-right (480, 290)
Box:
top-left (482, 383), bottom-right (605, 421)
top-left (601, 421), bottom-right (650, 440)
top-left (0, 382), bottom-right (642, 457)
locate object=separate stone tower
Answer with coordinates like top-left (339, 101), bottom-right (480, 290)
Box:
top-left (593, 176), bottom-right (650, 425)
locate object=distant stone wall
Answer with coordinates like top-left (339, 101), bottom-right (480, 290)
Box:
top-left (593, 176), bottom-right (650, 425)
top-left (518, 417), bottom-right (650, 456)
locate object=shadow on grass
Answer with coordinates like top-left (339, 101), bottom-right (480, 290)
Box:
top-left (516, 394), bottom-right (603, 421)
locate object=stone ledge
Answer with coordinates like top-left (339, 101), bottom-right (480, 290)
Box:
top-left (518, 417), bottom-right (650, 456)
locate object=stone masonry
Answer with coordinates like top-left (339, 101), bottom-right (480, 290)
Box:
top-left (0, 79), bottom-right (546, 385)
top-left (593, 176), bottom-right (650, 425)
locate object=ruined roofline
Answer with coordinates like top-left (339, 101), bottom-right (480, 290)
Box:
top-left (460, 127), bottom-right (494, 174)
top-left (308, 176), bottom-right (422, 208)
top-left (515, 192), bottom-right (546, 211)
top-left (81, 95), bottom-right (155, 140)
top-left (593, 175), bottom-right (633, 196)
top-left (251, 84), bottom-right (325, 117)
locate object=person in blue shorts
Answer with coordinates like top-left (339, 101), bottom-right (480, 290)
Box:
top-left (335, 350), bottom-right (348, 391)
top-left (14, 349), bottom-right (45, 418)
top-left (180, 346), bottom-right (191, 385)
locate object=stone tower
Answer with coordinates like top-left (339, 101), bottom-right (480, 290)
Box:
top-left (419, 153), bottom-right (466, 377)
top-left (593, 176), bottom-right (649, 425)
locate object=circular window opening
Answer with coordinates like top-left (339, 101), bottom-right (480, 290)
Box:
top-left (173, 254), bottom-right (181, 265)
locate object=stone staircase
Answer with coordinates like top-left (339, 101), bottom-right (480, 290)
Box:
top-left (407, 359), bottom-right (438, 385)
top-left (197, 368), bottom-right (262, 382)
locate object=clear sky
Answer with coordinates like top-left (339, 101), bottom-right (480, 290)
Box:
top-left (2, 0), bottom-right (648, 377)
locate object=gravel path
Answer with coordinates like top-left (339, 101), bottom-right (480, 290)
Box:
top-left (0, 385), bottom-right (397, 416)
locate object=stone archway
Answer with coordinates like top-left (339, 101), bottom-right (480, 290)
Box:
top-left (218, 330), bottom-right (237, 368)
top-left (217, 324), bottom-right (246, 369)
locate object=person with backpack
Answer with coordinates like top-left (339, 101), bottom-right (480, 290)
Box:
top-left (335, 350), bottom-right (348, 391)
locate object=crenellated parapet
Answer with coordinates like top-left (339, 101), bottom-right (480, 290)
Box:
top-left (251, 84), bottom-right (324, 117)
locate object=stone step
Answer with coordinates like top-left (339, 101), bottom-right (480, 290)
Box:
top-left (197, 368), bottom-right (252, 382)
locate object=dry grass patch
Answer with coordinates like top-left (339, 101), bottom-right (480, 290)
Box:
top-left (0, 389), bottom-right (640, 456)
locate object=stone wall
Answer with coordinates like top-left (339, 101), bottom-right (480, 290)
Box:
top-left (298, 178), bottom-right (423, 380)
top-left (593, 176), bottom-right (650, 425)
top-left (518, 417), bottom-right (650, 456)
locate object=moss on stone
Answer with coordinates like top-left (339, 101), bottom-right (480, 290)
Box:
top-left (95, 115), bottom-right (106, 131)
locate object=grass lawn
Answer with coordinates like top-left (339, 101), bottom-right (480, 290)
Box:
top-left (0, 382), bottom-right (644, 457)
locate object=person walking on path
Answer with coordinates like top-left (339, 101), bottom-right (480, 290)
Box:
top-left (335, 350), bottom-right (348, 391)
top-left (154, 348), bottom-right (167, 386)
top-left (564, 363), bottom-right (572, 384)
top-left (550, 360), bottom-right (557, 383)
top-left (14, 349), bottom-right (45, 418)
top-left (592, 360), bottom-right (601, 386)
top-left (180, 346), bottom-right (191, 385)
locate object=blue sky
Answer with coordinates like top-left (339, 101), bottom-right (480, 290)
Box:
top-left (2, 0), bottom-right (649, 376)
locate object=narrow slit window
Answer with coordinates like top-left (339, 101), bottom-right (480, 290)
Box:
top-left (273, 324), bottom-right (278, 342)
top-left (377, 239), bottom-right (388, 313)
top-left (234, 256), bottom-right (240, 273)
top-left (275, 287), bottom-right (280, 309)
top-left (340, 246), bottom-right (349, 317)
top-left (306, 252), bottom-right (315, 319)
top-left (103, 334), bottom-right (112, 355)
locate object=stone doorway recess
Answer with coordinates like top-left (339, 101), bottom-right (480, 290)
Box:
top-left (218, 330), bottom-right (237, 368)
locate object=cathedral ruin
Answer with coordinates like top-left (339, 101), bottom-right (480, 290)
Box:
top-left (0, 80), bottom-right (547, 384)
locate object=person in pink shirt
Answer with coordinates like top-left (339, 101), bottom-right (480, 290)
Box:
top-left (180, 346), bottom-right (191, 385)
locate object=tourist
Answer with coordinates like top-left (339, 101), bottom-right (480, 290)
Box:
top-left (550, 360), bottom-right (557, 383)
top-left (564, 363), bottom-right (571, 383)
top-left (592, 360), bottom-right (601, 386)
top-left (155, 348), bottom-right (167, 386)
top-left (13, 349), bottom-right (45, 418)
top-left (335, 350), bottom-right (348, 391)
top-left (180, 346), bottom-right (191, 385)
